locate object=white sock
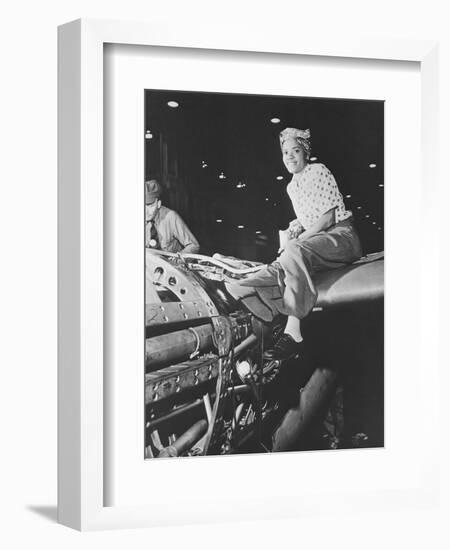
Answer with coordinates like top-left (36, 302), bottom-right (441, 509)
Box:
top-left (284, 317), bottom-right (303, 343)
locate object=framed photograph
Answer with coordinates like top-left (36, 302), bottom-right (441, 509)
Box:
top-left (142, 89), bottom-right (385, 459)
top-left (58, 19), bottom-right (439, 530)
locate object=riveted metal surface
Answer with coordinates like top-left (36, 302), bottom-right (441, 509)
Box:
top-left (200, 352), bottom-right (234, 454)
top-left (146, 300), bottom-right (214, 326)
top-left (145, 354), bottom-right (220, 404)
top-left (211, 315), bottom-right (233, 357)
top-left (146, 250), bottom-right (219, 317)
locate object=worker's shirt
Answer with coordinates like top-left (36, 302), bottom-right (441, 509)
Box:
top-left (145, 205), bottom-right (200, 253)
top-left (287, 163), bottom-right (352, 230)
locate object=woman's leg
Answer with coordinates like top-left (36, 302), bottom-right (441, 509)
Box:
top-left (264, 314), bottom-right (304, 361)
top-left (264, 223), bottom-right (360, 361)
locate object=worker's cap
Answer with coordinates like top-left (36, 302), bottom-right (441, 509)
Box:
top-left (145, 179), bottom-right (162, 204)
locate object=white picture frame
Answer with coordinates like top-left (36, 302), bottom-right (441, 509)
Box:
top-left (58, 18), bottom-right (439, 531)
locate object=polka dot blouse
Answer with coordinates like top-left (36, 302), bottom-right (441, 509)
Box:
top-left (286, 163), bottom-right (351, 230)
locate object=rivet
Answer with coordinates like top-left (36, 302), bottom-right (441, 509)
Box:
top-left (154, 267), bottom-right (164, 280)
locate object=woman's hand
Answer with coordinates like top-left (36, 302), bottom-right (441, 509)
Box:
top-left (296, 208), bottom-right (336, 242)
top-left (278, 221), bottom-right (304, 253)
top-left (287, 219), bottom-right (303, 240)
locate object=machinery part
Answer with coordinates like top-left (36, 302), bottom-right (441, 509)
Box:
top-left (145, 249), bottom-right (384, 457)
top-left (146, 324), bottom-right (214, 371)
top-left (157, 420), bottom-right (208, 458)
top-left (150, 248), bottom-right (264, 276)
top-left (211, 315), bottom-right (233, 357)
top-left (200, 353), bottom-right (233, 454)
top-left (235, 358), bottom-right (253, 381)
top-left (146, 301), bottom-right (214, 326)
top-left (146, 249), bottom-right (219, 316)
top-left (272, 366), bottom-right (338, 452)
top-left (234, 334), bottom-right (257, 355)
top-left (145, 325), bottom-right (264, 405)
top-left (232, 403), bottom-right (245, 430)
top-left (146, 399), bottom-right (203, 430)
top-left (145, 355), bottom-right (219, 404)
top-left (311, 253), bottom-right (384, 310)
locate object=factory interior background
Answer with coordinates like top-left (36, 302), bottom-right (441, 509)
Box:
top-left (144, 90), bottom-right (384, 263)
top-left (144, 90), bottom-right (385, 451)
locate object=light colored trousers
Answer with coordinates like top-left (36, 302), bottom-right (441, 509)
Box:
top-left (227, 218), bottom-right (362, 320)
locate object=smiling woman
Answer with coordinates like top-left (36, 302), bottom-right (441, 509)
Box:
top-left (144, 90), bottom-right (384, 261)
top-left (54, 16), bottom-right (441, 527)
top-left (144, 88), bottom-right (384, 460)
top-left (227, 126), bottom-right (363, 360)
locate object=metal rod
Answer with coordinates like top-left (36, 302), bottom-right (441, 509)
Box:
top-left (232, 403), bottom-right (245, 430)
top-left (146, 399), bottom-right (203, 430)
top-left (203, 393), bottom-right (212, 423)
top-left (234, 333), bottom-right (257, 355)
top-left (227, 384), bottom-right (250, 396)
top-left (146, 324), bottom-right (213, 369)
top-left (157, 419), bottom-right (208, 458)
top-left (147, 325), bottom-right (256, 371)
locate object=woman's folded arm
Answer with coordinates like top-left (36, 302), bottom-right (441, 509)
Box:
top-left (296, 207), bottom-right (336, 242)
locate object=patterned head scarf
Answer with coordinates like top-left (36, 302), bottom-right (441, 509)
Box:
top-left (279, 127), bottom-right (312, 160)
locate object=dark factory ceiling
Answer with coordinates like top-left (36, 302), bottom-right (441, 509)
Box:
top-left (144, 89), bottom-right (384, 257)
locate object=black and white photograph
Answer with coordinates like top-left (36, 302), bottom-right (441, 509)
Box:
top-left (144, 89), bottom-right (384, 459)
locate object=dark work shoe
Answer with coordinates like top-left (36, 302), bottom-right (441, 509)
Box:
top-left (263, 334), bottom-right (303, 362)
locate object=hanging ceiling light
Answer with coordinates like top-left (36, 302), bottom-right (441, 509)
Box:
top-left (216, 219), bottom-right (223, 223)
top-left (270, 117), bottom-right (281, 124)
top-left (276, 176), bottom-right (283, 181)
top-left (369, 163), bottom-right (376, 168)
top-left (145, 130), bottom-right (153, 139)
top-left (167, 100), bottom-right (179, 108)
top-left (310, 156), bottom-right (318, 162)
top-left (237, 225), bottom-right (245, 229)
top-left (345, 194), bottom-right (352, 199)
top-left (218, 172), bottom-right (226, 180)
